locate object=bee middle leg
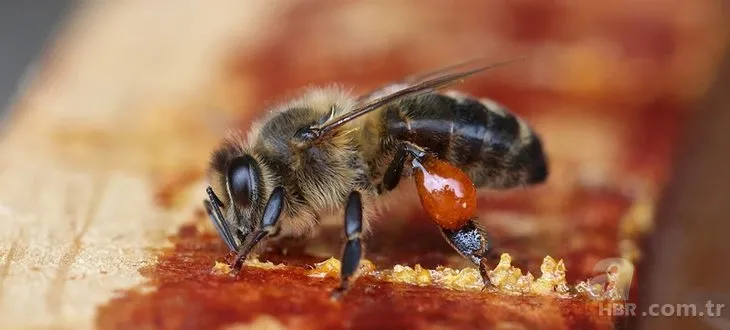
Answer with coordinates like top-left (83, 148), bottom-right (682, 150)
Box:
top-left (331, 190), bottom-right (364, 300)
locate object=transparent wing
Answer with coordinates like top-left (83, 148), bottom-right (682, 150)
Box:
top-left (317, 56), bottom-right (527, 136)
top-left (355, 57), bottom-right (494, 103)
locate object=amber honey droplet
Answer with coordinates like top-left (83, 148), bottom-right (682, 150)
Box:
top-left (413, 156), bottom-right (477, 230)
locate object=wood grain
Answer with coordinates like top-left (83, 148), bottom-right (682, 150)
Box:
top-left (0, 2), bottom-right (288, 328)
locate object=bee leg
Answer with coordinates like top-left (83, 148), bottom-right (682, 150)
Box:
top-left (231, 186), bottom-right (286, 270)
top-left (378, 142), bottom-right (427, 193)
top-left (440, 219), bottom-right (493, 287)
top-left (479, 258), bottom-right (492, 289)
top-left (331, 190), bottom-right (364, 300)
top-left (204, 187), bottom-right (239, 252)
top-left (378, 146), bottom-right (408, 193)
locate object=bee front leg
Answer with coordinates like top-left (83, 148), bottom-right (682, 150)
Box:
top-left (231, 186), bottom-right (286, 270)
top-left (204, 187), bottom-right (240, 252)
top-left (441, 219), bottom-right (493, 287)
top-left (331, 190), bottom-right (364, 300)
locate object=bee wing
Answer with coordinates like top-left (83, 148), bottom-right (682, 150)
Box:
top-left (355, 57), bottom-right (493, 103)
top-left (317, 56), bottom-right (527, 136)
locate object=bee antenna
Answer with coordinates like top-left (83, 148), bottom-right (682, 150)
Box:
top-left (317, 56), bottom-right (528, 136)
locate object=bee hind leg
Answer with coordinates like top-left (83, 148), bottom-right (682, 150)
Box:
top-left (440, 219), bottom-right (493, 287)
top-left (330, 190), bottom-right (364, 300)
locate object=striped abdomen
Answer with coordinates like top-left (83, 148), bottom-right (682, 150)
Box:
top-left (382, 91), bottom-right (548, 189)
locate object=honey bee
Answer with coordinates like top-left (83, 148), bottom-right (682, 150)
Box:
top-left (204, 58), bottom-right (548, 298)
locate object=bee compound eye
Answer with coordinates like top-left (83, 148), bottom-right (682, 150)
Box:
top-left (226, 155), bottom-right (259, 208)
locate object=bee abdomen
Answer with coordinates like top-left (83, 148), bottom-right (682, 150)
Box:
top-left (384, 92), bottom-right (547, 189)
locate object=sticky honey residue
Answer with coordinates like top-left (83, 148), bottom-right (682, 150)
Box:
top-left (219, 252), bottom-right (628, 301)
top-left (211, 256), bottom-right (283, 276)
top-left (306, 257), bottom-right (376, 278)
top-left (304, 253), bottom-right (591, 297)
top-left (430, 266), bottom-right (482, 291)
top-left (574, 258), bottom-right (634, 301)
top-left (486, 254), bottom-right (536, 295)
top-left (531, 255), bottom-right (570, 295)
top-left (383, 264), bottom-right (433, 286)
top-left (211, 261), bottom-right (232, 276)
top-left (245, 257), bottom-right (284, 270)
top-left (484, 254), bottom-right (570, 296)
top-left (307, 257), bottom-right (341, 278)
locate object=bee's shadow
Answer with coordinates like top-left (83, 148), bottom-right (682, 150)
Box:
top-left (264, 211), bottom-right (475, 269)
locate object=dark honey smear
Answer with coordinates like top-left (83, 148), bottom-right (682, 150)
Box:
top-left (95, 182), bottom-right (640, 330)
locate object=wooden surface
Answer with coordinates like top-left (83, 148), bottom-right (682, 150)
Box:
top-left (0, 1), bottom-right (727, 329)
top-left (0, 3), bottom-right (291, 328)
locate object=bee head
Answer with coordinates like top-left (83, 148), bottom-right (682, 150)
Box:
top-left (207, 146), bottom-right (269, 252)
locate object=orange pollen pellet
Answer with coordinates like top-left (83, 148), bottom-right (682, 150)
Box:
top-left (413, 156), bottom-right (477, 230)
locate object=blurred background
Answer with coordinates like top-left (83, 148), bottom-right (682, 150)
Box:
top-left (0, 1), bottom-right (69, 121)
top-left (1, 1), bottom-right (729, 329)
top-left (3, 0), bottom-right (728, 179)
